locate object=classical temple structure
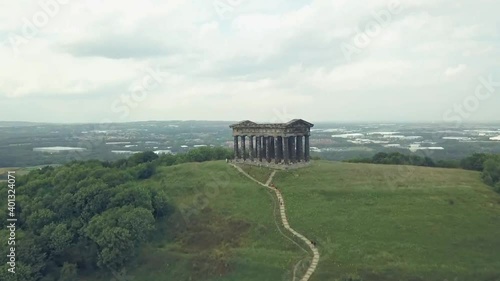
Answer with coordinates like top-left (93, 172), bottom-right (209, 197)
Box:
top-left (229, 119), bottom-right (314, 164)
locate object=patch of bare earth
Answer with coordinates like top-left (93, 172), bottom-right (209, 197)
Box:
top-left (172, 208), bottom-right (251, 278)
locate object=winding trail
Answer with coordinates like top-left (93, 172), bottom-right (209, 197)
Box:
top-left (230, 164), bottom-right (320, 281)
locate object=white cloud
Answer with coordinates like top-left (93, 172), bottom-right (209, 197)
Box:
top-left (0, 0), bottom-right (499, 122)
top-left (444, 64), bottom-right (467, 77)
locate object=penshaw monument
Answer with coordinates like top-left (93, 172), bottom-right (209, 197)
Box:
top-left (229, 119), bottom-right (314, 165)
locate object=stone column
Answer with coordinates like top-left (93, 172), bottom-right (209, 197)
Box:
top-left (277, 136), bottom-right (283, 163)
top-left (254, 137), bottom-right (258, 159)
top-left (305, 135), bottom-right (310, 162)
top-left (234, 136), bottom-right (239, 159)
top-left (274, 136), bottom-right (280, 164)
top-left (241, 135), bottom-right (246, 161)
top-left (262, 136), bottom-right (266, 162)
top-left (249, 136), bottom-right (254, 161)
top-left (270, 137), bottom-right (275, 160)
top-left (289, 136), bottom-right (295, 163)
top-left (296, 135), bottom-right (303, 162)
top-left (265, 136), bottom-right (271, 163)
top-left (258, 136), bottom-right (263, 162)
top-left (283, 136), bottom-right (289, 164)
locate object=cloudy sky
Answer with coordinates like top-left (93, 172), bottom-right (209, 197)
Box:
top-left (0, 0), bottom-right (499, 123)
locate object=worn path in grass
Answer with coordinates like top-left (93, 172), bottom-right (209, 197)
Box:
top-left (230, 163), bottom-right (320, 281)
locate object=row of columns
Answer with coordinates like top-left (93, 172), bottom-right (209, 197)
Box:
top-left (233, 135), bottom-right (310, 164)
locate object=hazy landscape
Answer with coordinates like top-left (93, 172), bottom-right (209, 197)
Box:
top-left (1, 121), bottom-right (500, 169)
top-left (1, 0), bottom-right (500, 280)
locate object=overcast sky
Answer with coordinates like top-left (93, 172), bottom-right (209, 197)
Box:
top-left (0, 0), bottom-right (499, 123)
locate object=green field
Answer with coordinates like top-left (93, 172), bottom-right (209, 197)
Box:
top-left (82, 160), bottom-right (500, 281)
top-left (273, 161), bottom-right (500, 281)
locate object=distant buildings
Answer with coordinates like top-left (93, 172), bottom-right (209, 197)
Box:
top-left (331, 133), bottom-right (364, 138)
top-left (443, 137), bottom-right (471, 141)
top-left (33, 147), bottom-right (87, 153)
top-left (154, 150), bottom-right (173, 155)
top-left (310, 147), bottom-right (321, 152)
top-left (106, 142), bottom-right (131, 145)
top-left (111, 150), bottom-right (140, 155)
top-left (367, 132), bottom-right (399, 135)
top-left (408, 143), bottom-right (444, 151)
top-left (384, 144), bottom-right (401, 148)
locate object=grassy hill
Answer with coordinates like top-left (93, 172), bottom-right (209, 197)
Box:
top-left (272, 161), bottom-right (500, 281)
top-left (82, 160), bottom-right (500, 281)
top-left (80, 161), bottom-right (304, 281)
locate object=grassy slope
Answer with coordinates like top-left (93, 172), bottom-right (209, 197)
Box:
top-left (82, 161), bottom-right (303, 281)
top-left (273, 161), bottom-right (500, 281)
top-left (236, 164), bottom-right (275, 183)
top-left (80, 160), bottom-right (500, 281)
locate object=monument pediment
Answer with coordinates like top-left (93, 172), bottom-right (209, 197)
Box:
top-left (229, 120), bottom-right (258, 128)
top-left (285, 119), bottom-right (314, 128)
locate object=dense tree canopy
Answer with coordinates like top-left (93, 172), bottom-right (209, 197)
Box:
top-left (0, 146), bottom-right (233, 280)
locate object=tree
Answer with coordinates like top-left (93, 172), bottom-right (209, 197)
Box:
top-left (26, 208), bottom-right (56, 232)
top-left (461, 153), bottom-right (488, 171)
top-left (482, 158), bottom-right (500, 188)
top-left (41, 223), bottom-right (73, 255)
top-left (151, 190), bottom-right (172, 218)
top-left (0, 263), bottom-right (34, 281)
top-left (74, 181), bottom-right (112, 219)
top-left (97, 228), bottom-right (134, 270)
top-left (59, 262), bottom-right (77, 281)
top-left (135, 163), bottom-right (156, 179)
top-left (109, 185), bottom-right (153, 210)
top-left (127, 151), bottom-right (159, 166)
top-left (494, 182), bottom-right (500, 193)
top-left (372, 152), bottom-right (389, 164)
top-left (101, 170), bottom-right (134, 187)
top-left (0, 147), bottom-right (204, 279)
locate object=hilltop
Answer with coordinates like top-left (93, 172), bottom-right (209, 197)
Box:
top-left (92, 160), bottom-right (500, 280)
top-left (3, 158), bottom-right (500, 281)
